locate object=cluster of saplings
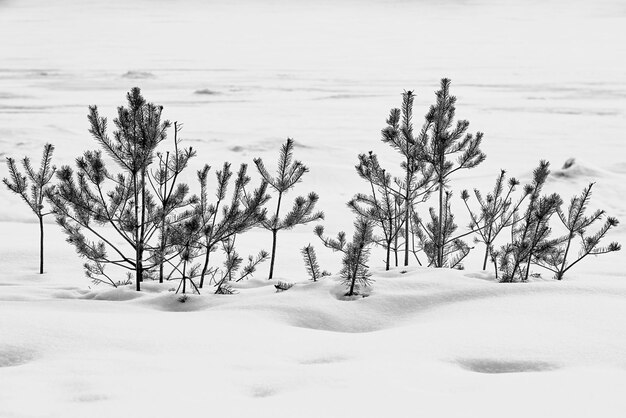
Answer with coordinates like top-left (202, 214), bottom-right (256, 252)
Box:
top-left (3, 80), bottom-right (621, 297)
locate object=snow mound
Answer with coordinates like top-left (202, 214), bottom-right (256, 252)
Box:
top-left (552, 157), bottom-right (615, 180)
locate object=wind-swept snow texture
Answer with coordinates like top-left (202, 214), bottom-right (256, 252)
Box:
top-left (1, 0), bottom-right (626, 416)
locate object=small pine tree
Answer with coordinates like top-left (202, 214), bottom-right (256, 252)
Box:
top-left (150, 122), bottom-right (196, 283)
top-left (254, 138), bottom-right (324, 279)
top-left (3, 144), bottom-right (56, 274)
top-left (419, 78), bottom-right (486, 267)
top-left (214, 237), bottom-right (269, 294)
top-left (316, 218), bottom-right (375, 296)
top-left (195, 163), bottom-right (269, 288)
top-left (47, 88), bottom-right (187, 290)
top-left (534, 183), bottom-right (621, 280)
top-left (461, 170), bottom-right (531, 270)
top-left (350, 152), bottom-right (405, 271)
top-left (301, 244), bottom-right (330, 281)
top-left (381, 91), bottom-right (434, 266)
top-left (498, 161), bottom-right (563, 282)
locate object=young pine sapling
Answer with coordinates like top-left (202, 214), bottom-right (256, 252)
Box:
top-left (195, 163), bottom-right (269, 288)
top-left (316, 218), bottom-right (375, 297)
top-left (534, 183), bottom-right (620, 280)
top-left (301, 244), bottom-right (330, 281)
top-left (149, 122), bottom-right (197, 283)
top-left (254, 138), bottom-right (324, 279)
top-left (350, 152), bottom-right (404, 270)
top-left (3, 144), bottom-right (56, 274)
top-left (214, 236), bottom-right (269, 294)
top-left (461, 170), bottom-right (531, 271)
top-left (47, 88), bottom-right (181, 290)
top-left (419, 78), bottom-right (486, 267)
top-left (381, 91), bottom-right (434, 266)
top-left (498, 161), bottom-right (562, 282)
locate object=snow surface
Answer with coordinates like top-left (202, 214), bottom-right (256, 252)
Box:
top-left (1, 0), bottom-right (626, 416)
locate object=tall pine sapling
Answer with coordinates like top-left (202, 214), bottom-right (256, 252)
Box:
top-left (350, 152), bottom-right (404, 270)
top-left (254, 138), bottom-right (324, 279)
top-left (47, 88), bottom-right (175, 290)
top-left (498, 161), bottom-right (553, 282)
top-left (316, 218), bottom-right (375, 296)
top-left (3, 144), bottom-right (56, 274)
top-left (534, 183), bottom-right (621, 280)
top-left (149, 121), bottom-right (196, 283)
top-left (461, 170), bottom-right (531, 270)
top-left (301, 244), bottom-right (330, 281)
top-left (381, 91), bottom-right (434, 266)
top-left (195, 163), bottom-right (269, 288)
top-left (419, 78), bottom-right (486, 267)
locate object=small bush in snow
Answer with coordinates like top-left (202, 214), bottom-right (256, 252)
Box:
top-left (316, 218), bottom-right (375, 296)
top-left (274, 281), bottom-right (294, 292)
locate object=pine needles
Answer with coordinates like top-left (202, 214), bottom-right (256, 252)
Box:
top-left (301, 244), bottom-right (330, 281)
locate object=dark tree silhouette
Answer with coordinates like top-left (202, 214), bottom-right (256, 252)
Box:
top-left (534, 183), bottom-right (620, 280)
top-left (419, 79), bottom-right (486, 267)
top-left (498, 161), bottom-right (563, 282)
top-left (149, 122), bottom-right (196, 283)
top-left (380, 91), bottom-right (434, 266)
top-left (350, 152), bottom-right (404, 270)
top-left (3, 143), bottom-right (56, 274)
top-left (195, 163), bottom-right (269, 288)
top-left (461, 170), bottom-right (531, 270)
top-left (47, 88), bottom-right (181, 290)
top-left (254, 138), bottom-right (324, 279)
top-left (316, 218), bottom-right (375, 296)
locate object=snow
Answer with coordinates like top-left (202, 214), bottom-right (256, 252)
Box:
top-left (1, 0), bottom-right (626, 416)
top-left (1, 219), bottom-right (625, 417)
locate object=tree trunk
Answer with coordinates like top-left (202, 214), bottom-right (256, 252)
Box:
top-left (269, 229), bottom-right (278, 279)
top-left (437, 179), bottom-right (444, 267)
top-left (39, 215), bottom-right (44, 274)
top-left (385, 243), bottom-right (390, 271)
top-left (556, 233), bottom-right (574, 281)
top-left (199, 241), bottom-right (212, 288)
top-left (482, 246), bottom-right (490, 271)
top-left (348, 266), bottom-right (357, 296)
top-left (136, 246), bottom-right (143, 291)
top-left (268, 191), bottom-right (283, 280)
top-left (404, 170), bottom-right (410, 266)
